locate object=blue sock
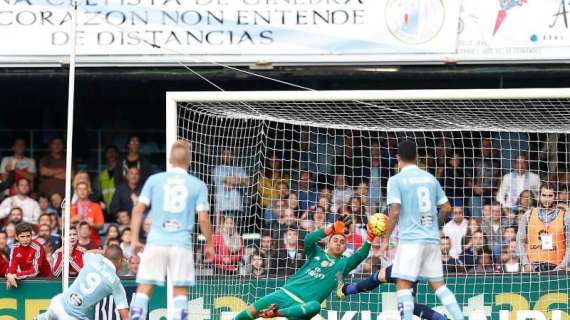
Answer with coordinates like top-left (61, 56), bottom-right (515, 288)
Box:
top-left (130, 292), bottom-right (149, 320)
top-left (346, 271), bottom-right (381, 295)
top-left (35, 312), bottom-right (47, 320)
top-left (397, 289), bottom-right (414, 320)
top-left (173, 295), bottom-right (188, 320)
top-left (435, 286), bottom-right (464, 320)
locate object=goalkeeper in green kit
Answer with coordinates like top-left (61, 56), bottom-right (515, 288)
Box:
top-left (233, 215), bottom-right (376, 320)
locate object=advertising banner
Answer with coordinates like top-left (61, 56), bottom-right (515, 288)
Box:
top-left (1, 275), bottom-right (568, 319)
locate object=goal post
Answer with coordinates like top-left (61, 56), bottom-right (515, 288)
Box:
top-left (166, 89), bottom-right (570, 319)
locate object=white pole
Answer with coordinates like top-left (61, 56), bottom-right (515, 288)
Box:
top-left (63, 0), bottom-right (78, 291)
top-left (165, 95), bottom-right (177, 320)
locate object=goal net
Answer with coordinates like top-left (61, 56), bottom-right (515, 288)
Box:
top-left (166, 89), bottom-right (570, 320)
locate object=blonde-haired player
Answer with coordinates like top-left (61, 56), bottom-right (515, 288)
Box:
top-left (130, 141), bottom-right (215, 320)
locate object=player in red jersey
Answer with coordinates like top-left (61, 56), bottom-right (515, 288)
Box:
top-left (51, 227), bottom-right (85, 277)
top-left (6, 222), bottom-right (51, 288)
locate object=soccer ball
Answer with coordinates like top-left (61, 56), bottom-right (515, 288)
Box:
top-left (368, 213), bottom-right (387, 237)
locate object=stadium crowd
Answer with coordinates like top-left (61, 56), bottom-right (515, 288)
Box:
top-left (0, 132), bottom-right (569, 282)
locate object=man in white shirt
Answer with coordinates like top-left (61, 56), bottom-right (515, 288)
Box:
top-left (0, 178), bottom-right (41, 224)
top-left (496, 152), bottom-right (540, 211)
top-left (443, 206), bottom-right (468, 258)
top-left (0, 138), bottom-right (36, 187)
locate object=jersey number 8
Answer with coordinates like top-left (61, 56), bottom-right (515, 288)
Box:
top-left (163, 184), bottom-right (189, 213)
top-left (417, 186), bottom-right (432, 212)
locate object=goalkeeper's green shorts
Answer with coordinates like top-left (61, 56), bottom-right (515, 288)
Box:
top-left (252, 289), bottom-right (299, 312)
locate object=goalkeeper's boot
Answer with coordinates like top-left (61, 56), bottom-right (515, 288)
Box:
top-left (335, 272), bottom-right (346, 299)
top-left (260, 304), bottom-right (280, 318)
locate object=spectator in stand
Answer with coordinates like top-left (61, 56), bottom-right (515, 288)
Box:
top-left (4, 222), bottom-right (16, 248)
top-left (0, 244), bottom-right (8, 277)
top-left (71, 171), bottom-right (100, 204)
top-left (7, 207), bottom-right (23, 225)
top-left (380, 134), bottom-right (398, 195)
top-left (438, 150), bottom-right (468, 208)
top-left (211, 216), bottom-right (244, 274)
top-left (264, 198), bottom-right (288, 227)
top-left (347, 196), bottom-right (367, 226)
top-left (258, 155), bottom-right (289, 208)
top-left (287, 192), bottom-right (301, 218)
top-left (49, 214), bottom-right (61, 238)
top-left (354, 182), bottom-right (374, 216)
top-left (95, 145), bottom-right (120, 215)
top-left (558, 184), bottom-right (569, 210)
top-left (515, 190), bottom-right (536, 218)
top-left (110, 167), bottom-right (142, 220)
top-left (492, 226), bottom-right (517, 262)
top-left (299, 206), bottom-right (327, 234)
top-left (35, 224), bottom-right (54, 257)
top-left (469, 248), bottom-right (496, 274)
top-left (51, 227), bottom-right (85, 277)
top-left (0, 138), bottom-right (36, 195)
top-left (71, 181), bottom-right (105, 248)
top-left (458, 230), bottom-right (486, 270)
top-left (39, 137), bottom-right (67, 197)
top-left (116, 210), bottom-right (131, 231)
top-left (291, 170), bottom-right (318, 213)
top-left (497, 152), bottom-right (540, 213)
top-left (0, 178), bottom-right (41, 224)
top-left (270, 207), bottom-right (298, 243)
top-left (443, 206), bottom-right (468, 259)
top-left (501, 240), bottom-right (521, 273)
top-left (77, 221), bottom-right (99, 250)
top-left (331, 175), bottom-right (354, 213)
top-left (482, 201), bottom-right (513, 251)
top-left (212, 147), bottom-right (249, 225)
top-left (517, 182), bottom-right (570, 272)
top-left (117, 135), bottom-right (152, 184)
top-left (248, 250), bottom-right (268, 278)
top-left (275, 228), bottom-right (305, 276)
top-left (345, 223), bottom-right (363, 256)
top-left (0, 231), bottom-right (8, 257)
top-left (469, 137), bottom-right (501, 219)
top-left (440, 236), bottom-right (464, 274)
top-left (104, 224), bottom-right (121, 246)
top-left (0, 167), bottom-right (15, 199)
top-left (6, 223), bottom-right (51, 288)
top-left (38, 194), bottom-right (56, 216)
top-left (126, 254), bottom-right (141, 276)
top-left (334, 133), bottom-right (368, 185)
top-left (49, 192), bottom-right (63, 217)
top-left (259, 230), bottom-right (275, 262)
top-left (120, 227), bottom-right (132, 259)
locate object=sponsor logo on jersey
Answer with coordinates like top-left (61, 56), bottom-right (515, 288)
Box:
top-left (70, 293), bottom-right (84, 307)
top-left (321, 261), bottom-right (329, 268)
top-left (162, 220), bottom-right (181, 232)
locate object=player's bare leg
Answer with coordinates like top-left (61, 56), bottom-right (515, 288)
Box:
top-left (130, 284), bottom-right (154, 320)
top-left (430, 281), bottom-right (464, 320)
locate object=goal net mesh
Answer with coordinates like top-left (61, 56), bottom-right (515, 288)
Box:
top-left (173, 91), bottom-right (570, 319)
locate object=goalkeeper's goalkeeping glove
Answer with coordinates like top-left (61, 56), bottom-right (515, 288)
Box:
top-left (326, 214), bottom-right (352, 235)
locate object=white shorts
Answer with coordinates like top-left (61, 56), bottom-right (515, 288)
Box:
top-left (41, 293), bottom-right (77, 320)
top-left (136, 245), bottom-right (195, 287)
top-left (392, 243), bottom-right (444, 282)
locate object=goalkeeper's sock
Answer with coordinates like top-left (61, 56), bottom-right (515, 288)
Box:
top-left (414, 303), bottom-right (446, 320)
top-left (346, 271), bottom-right (381, 295)
top-left (279, 301), bottom-right (321, 319)
top-left (130, 292), bottom-right (149, 320)
top-left (397, 289), bottom-right (414, 320)
top-left (173, 295), bottom-right (188, 320)
top-left (233, 309), bottom-right (254, 320)
top-left (435, 286), bottom-right (464, 320)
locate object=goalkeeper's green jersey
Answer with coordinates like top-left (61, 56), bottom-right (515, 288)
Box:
top-left (281, 229), bottom-right (371, 304)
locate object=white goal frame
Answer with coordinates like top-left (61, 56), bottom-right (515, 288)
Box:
top-left (164, 88), bottom-right (570, 318)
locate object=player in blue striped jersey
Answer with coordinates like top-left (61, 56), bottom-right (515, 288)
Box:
top-left (382, 140), bottom-right (464, 320)
top-left (129, 141), bottom-right (215, 320)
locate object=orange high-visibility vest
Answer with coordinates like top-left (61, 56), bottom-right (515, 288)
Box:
top-left (527, 208), bottom-right (566, 265)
